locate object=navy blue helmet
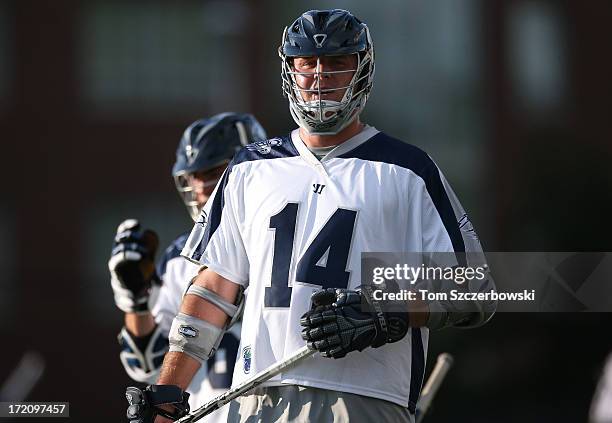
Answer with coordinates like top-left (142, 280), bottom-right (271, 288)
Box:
top-left (279, 9), bottom-right (375, 135)
top-left (173, 113), bottom-right (267, 220)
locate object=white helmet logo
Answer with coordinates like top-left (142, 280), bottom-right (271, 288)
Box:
top-left (313, 34), bottom-right (327, 48)
top-left (185, 144), bottom-right (199, 164)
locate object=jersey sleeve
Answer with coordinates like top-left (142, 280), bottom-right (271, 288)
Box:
top-left (415, 160), bottom-right (497, 329)
top-left (151, 273), bottom-right (180, 333)
top-left (181, 165), bottom-right (249, 286)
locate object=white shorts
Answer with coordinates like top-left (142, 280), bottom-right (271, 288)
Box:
top-left (227, 385), bottom-right (412, 423)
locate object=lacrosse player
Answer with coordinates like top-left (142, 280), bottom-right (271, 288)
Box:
top-left (136, 10), bottom-right (496, 423)
top-left (109, 113), bottom-right (267, 421)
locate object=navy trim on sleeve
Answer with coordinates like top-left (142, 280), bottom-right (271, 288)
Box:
top-left (408, 328), bottom-right (426, 414)
top-left (190, 135), bottom-right (300, 261)
top-left (338, 132), bottom-right (466, 253)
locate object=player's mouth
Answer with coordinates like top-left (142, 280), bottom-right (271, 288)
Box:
top-left (311, 94), bottom-right (334, 100)
top-left (309, 89), bottom-right (343, 100)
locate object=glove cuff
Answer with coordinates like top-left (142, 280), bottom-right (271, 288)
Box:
top-left (360, 285), bottom-right (410, 345)
top-left (126, 385), bottom-right (190, 422)
top-left (359, 285), bottom-right (389, 348)
top-left (111, 276), bottom-right (151, 313)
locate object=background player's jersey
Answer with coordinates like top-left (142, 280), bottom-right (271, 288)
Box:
top-left (182, 126), bottom-right (494, 412)
top-left (152, 234), bottom-right (240, 421)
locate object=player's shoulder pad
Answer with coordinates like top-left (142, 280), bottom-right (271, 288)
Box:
top-left (229, 135), bottom-right (299, 170)
top-left (338, 131), bottom-right (439, 179)
top-left (156, 232), bottom-right (190, 279)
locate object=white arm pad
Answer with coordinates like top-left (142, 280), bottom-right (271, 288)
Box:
top-left (185, 284), bottom-right (238, 317)
top-left (168, 313), bottom-right (225, 364)
top-left (184, 283), bottom-right (245, 328)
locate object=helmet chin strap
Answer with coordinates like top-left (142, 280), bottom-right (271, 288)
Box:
top-left (304, 100), bottom-right (341, 120)
top-left (301, 109), bottom-right (360, 136)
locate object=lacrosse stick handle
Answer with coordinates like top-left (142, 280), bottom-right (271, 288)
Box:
top-left (415, 352), bottom-right (454, 423)
top-left (176, 346), bottom-right (315, 423)
top-left (0, 351), bottom-right (45, 402)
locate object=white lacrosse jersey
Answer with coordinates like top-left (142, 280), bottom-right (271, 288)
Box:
top-left (152, 234), bottom-right (240, 422)
top-left (182, 126), bottom-right (491, 412)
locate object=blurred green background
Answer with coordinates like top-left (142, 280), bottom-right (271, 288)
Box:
top-left (0, 0), bottom-right (611, 421)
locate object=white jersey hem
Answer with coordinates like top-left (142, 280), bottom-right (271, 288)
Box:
top-left (252, 377), bottom-right (409, 409)
top-left (201, 260), bottom-right (248, 286)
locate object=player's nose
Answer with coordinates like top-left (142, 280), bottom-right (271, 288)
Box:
top-left (312, 59), bottom-right (333, 79)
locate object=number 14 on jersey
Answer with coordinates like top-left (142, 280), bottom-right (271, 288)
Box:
top-left (264, 202), bottom-right (358, 308)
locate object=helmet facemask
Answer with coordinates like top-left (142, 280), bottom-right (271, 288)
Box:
top-left (280, 26), bottom-right (375, 135)
top-left (173, 162), bottom-right (226, 221)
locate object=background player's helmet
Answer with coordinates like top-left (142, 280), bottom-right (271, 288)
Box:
top-left (279, 9), bottom-right (375, 135)
top-left (172, 112), bottom-right (267, 221)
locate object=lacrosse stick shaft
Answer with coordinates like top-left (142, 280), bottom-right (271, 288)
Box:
top-left (177, 346), bottom-right (315, 423)
top-left (415, 352), bottom-right (454, 423)
top-left (0, 351), bottom-right (45, 402)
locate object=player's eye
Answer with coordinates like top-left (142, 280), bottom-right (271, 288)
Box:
top-left (328, 58), bottom-right (352, 70)
top-left (295, 59), bottom-right (316, 70)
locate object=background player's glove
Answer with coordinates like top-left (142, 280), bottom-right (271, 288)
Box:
top-left (300, 287), bottom-right (410, 359)
top-left (109, 219), bottom-right (160, 313)
top-left (125, 385), bottom-right (189, 423)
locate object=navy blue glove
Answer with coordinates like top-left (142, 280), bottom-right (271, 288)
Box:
top-left (126, 385), bottom-right (189, 423)
top-left (109, 219), bottom-right (160, 313)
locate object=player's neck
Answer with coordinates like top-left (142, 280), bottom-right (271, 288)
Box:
top-left (299, 118), bottom-right (364, 148)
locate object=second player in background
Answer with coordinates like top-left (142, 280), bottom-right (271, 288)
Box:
top-left (108, 113), bottom-right (268, 421)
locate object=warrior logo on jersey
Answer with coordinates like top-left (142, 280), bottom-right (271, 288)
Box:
top-left (242, 345), bottom-right (252, 374)
top-left (178, 325), bottom-right (198, 338)
top-left (245, 138), bottom-right (282, 154)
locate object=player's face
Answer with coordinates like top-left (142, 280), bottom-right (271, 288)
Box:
top-left (187, 163), bottom-right (227, 207)
top-left (292, 54), bottom-right (358, 103)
